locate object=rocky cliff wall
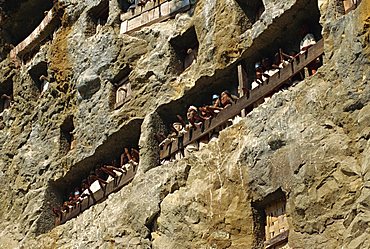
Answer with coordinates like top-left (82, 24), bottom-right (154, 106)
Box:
top-left (0, 0), bottom-right (369, 248)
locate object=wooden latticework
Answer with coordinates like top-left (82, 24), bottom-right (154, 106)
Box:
top-left (265, 198), bottom-right (288, 241)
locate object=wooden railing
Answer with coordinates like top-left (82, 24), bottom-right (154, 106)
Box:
top-left (265, 230), bottom-right (289, 249)
top-left (159, 39), bottom-right (324, 160)
top-left (55, 164), bottom-right (137, 225)
top-left (120, 0), bottom-right (192, 34)
top-left (9, 6), bottom-right (63, 60)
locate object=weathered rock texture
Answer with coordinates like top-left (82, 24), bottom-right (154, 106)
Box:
top-left (0, 0), bottom-right (369, 248)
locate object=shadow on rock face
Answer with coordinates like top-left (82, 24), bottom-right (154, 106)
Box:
top-left (77, 69), bottom-right (101, 99)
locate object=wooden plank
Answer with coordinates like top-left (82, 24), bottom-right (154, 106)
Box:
top-left (238, 64), bottom-right (248, 117)
top-left (237, 64), bottom-right (248, 97)
top-left (159, 40), bottom-right (324, 160)
top-left (264, 230), bottom-right (289, 249)
top-left (161, 1), bottom-right (171, 16)
top-left (120, 20), bottom-right (128, 34)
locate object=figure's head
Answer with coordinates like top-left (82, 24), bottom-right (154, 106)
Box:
top-left (187, 106), bottom-right (198, 120)
top-left (212, 94), bottom-right (219, 104)
top-left (255, 67), bottom-right (263, 79)
top-left (255, 62), bottom-right (262, 70)
top-left (173, 122), bottom-right (183, 132)
top-left (220, 91), bottom-right (232, 105)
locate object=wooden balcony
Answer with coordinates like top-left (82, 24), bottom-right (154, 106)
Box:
top-left (120, 0), bottom-right (192, 34)
top-left (159, 39), bottom-right (325, 161)
top-left (9, 6), bottom-right (63, 61)
top-left (55, 164), bottom-right (137, 225)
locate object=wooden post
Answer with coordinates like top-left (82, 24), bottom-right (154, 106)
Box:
top-left (237, 63), bottom-right (248, 117)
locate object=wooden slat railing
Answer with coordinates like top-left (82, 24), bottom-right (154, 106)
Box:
top-left (10, 6), bottom-right (63, 60)
top-left (160, 39), bottom-right (324, 160)
top-left (264, 230), bottom-right (289, 249)
top-left (55, 165), bottom-right (137, 225)
top-left (120, 0), bottom-right (192, 34)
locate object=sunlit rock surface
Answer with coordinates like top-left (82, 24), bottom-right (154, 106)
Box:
top-left (0, 0), bottom-right (369, 248)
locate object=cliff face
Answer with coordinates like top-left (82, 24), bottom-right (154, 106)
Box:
top-left (0, 0), bottom-right (369, 248)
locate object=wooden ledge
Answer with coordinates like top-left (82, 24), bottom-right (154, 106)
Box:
top-left (264, 230), bottom-right (289, 249)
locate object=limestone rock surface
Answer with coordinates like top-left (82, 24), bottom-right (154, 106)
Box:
top-left (0, 0), bottom-right (369, 248)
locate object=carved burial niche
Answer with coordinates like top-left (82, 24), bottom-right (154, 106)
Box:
top-left (252, 189), bottom-right (289, 249)
top-left (60, 115), bottom-right (75, 154)
top-left (237, 0), bottom-right (322, 93)
top-left (169, 26), bottom-right (199, 72)
top-left (37, 118), bottom-right (143, 233)
top-left (28, 61), bottom-right (49, 95)
top-left (0, 77), bottom-right (13, 113)
top-left (112, 67), bottom-right (132, 109)
top-left (86, 0), bottom-right (109, 36)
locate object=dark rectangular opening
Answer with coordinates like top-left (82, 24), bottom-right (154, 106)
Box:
top-left (28, 61), bottom-right (49, 93)
top-left (0, 78), bottom-right (13, 113)
top-left (86, 0), bottom-right (109, 36)
top-left (170, 26), bottom-right (199, 71)
top-left (60, 115), bottom-right (75, 154)
top-left (252, 189), bottom-right (288, 249)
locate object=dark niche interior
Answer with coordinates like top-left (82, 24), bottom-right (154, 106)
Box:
top-left (234, 0), bottom-right (265, 24)
top-left (169, 26), bottom-right (200, 72)
top-left (28, 61), bottom-right (48, 93)
top-left (157, 63), bottom-right (239, 130)
top-left (117, 0), bottom-right (132, 13)
top-left (237, 0), bottom-right (322, 84)
top-left (60, 115), bottom-right (75, 154)
top-left (1, 0), bottom-right (53, 46)
top-left (0, 78), bottom-right (13, 112)
top-left (252, 188), bottom-right (288, 249)
top-left (85, 0), bottom-right (109, 36)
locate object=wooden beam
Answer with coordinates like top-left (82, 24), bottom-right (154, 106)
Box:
top-left (237, 64), bottom-right (248, 97)
top-left (237, 63), bottom-right (248, 117)
top-left (264, 230), bottom-right (289, 249)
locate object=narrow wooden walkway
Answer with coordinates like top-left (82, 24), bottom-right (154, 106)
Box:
top-left (159, 39), bottom-right (324, 161)
top-left (55, 164), bottom-right (137, 225)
